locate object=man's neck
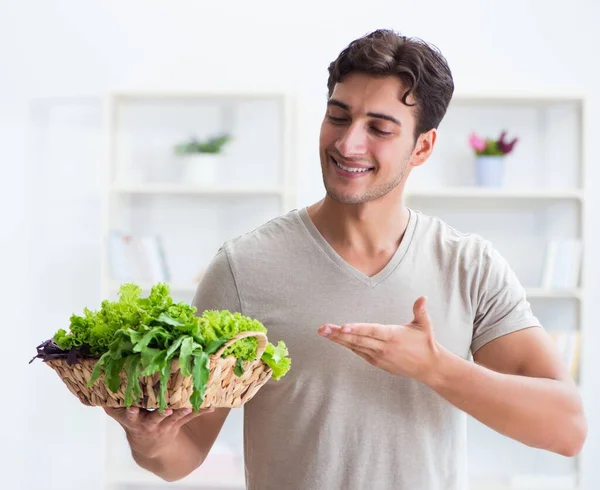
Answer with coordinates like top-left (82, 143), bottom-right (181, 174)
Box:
top-left (306, 195), bottom-right (410, 256)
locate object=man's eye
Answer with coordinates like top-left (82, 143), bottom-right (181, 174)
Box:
top-left (371, 127), bottom-right (393, 136)
top-left (327, 115), bottom-right (347, 124)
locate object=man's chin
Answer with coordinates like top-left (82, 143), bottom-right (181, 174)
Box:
top-left (325, 188), bottom-right (370, 205)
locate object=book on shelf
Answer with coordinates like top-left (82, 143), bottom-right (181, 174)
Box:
top-left (509, 472), bottom-right (578, 489)
top-left (549, 330), bottom-right (581, 378)
top-left (108, 230), bottom-right (170, 284)
top-left (541, 238), bottom-right (582, 290)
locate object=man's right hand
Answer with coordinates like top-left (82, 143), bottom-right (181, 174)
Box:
top-left (104, 406), bottom-right (216, 459)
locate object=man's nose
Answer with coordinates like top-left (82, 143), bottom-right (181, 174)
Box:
top-left (335, 124), bottom-right (368, 157)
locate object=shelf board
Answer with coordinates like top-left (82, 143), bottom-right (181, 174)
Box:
top-left (406, 188), bottom-right (584, 201)
top-left (471, 472), bottom-right (578, 490)
top-left (451, 90), bottom-right (585, 105)
top-left (110, 280), bottom-right (198, 293)
top-left (111, 183), bottom-right (285, 197)
top-left (471, 485), bottom-right (577, 490)
top-left (108, 469), bottom-right (245, 488)
top-left (112, 90), bottom-right (289, 100)
top-left (525, 288), bottom-right (582, 300)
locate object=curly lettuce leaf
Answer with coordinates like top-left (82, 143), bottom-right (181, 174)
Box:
top-left (261, 341), bottom-right (291, 380)
top-left (200, 310), bottom-right (267, 361)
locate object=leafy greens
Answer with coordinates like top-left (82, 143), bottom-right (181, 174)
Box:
top-left (35, 283), bottom-right (291, 412)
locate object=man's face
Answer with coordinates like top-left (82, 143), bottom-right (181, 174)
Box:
top-left (319, 73), bottom-right (431, 205)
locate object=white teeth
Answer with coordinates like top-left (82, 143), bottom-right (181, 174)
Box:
top-left (333, 157), bottom-right (372, 173)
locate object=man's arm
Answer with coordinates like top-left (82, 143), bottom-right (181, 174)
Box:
top-left (319, 297), bottom-right (587, 457)
top-left (425, 326), bottom-right (586, 456)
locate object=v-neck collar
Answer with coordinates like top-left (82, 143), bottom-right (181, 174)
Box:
top-left (297, 206), bottom-right (418, 288)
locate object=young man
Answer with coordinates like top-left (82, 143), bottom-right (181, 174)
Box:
top-left (105, 29), bottom-right (586, 489)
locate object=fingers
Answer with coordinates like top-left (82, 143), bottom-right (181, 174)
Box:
top-left (104, 405), bottom-right (215, 429)
top-left (337, 340), bottom-right (377, 358)
top-left (329, 331), bottom-right (384, 352)
top-left (158, 407), bottom-right (216, 432)
top-left (350, 347), bottom-right (376, 365)
top-left (320, 323), bottom-right (392, 341)
top-left (146, 408), bottom-right (185, 431)
top-left (104, 406), bottom-right (170, 427)
top-left (156, 407), bottom-right (193, 427)
top-left (172, 407), bottom-right (216, 429)
top-left (411, 296), bottom-right (432, 329)
top-left (319, 323), bottom-right (387, 351)
top-left (344, 323), bottom-right (391, 340)
top-left (104, 406), bottom-right (140, 425)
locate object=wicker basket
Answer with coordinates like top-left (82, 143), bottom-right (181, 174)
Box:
top-left (46, 331), bottom-right (273, 410)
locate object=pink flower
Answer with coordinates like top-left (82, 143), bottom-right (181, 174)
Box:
top-left (469, 132), bottom-right (486, 152)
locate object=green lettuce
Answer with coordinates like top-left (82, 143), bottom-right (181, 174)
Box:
top-left (261, 341), bottom-right (292, 380)
top-left (200, 310), bottom-right (267, 360)
top-left (49, 282), bottom-right (291, 412)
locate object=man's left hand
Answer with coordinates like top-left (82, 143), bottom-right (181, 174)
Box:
top-left (317, 296), bottom-right (442, 383)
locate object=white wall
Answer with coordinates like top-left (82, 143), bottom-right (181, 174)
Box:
top-left (2, 0), bottom-right (600, 489)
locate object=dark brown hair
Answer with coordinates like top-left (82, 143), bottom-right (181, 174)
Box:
top-left (327, 29), bottom-right (454, 139)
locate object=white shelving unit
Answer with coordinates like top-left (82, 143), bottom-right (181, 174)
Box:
top-left (406, 91), bottom-right (588, 489)
top-left (99, 91), bottom-right (296, 490)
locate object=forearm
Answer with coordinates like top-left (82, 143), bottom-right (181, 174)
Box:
top-left (128, 426), bottom-right (205, 482)
top-left (425, 347), bottom-right (586, 456)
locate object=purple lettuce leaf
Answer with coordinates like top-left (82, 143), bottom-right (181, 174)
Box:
top-left (29, 339), bottom-right (96, 366)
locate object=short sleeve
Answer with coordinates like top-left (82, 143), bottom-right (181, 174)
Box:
top-left (191, 245), bottom-right (242, 315)
top-left (471, 242), bottom-right (542, 354)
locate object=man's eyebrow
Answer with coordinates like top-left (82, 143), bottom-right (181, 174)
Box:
top-left (327, 98), bottom-right (402, 127)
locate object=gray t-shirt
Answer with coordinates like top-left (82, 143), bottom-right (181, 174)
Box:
top-left (192, 207), bottom-right (541, 490)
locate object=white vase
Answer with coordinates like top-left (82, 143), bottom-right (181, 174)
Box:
top-left (181, 154), bottom-right (220, 186)
top-left (475, 155), bottom-right (505, 187)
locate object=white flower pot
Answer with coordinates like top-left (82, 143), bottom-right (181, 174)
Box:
top-left (181, 154), bottom-right (220, 186)
top-left (475, 155), bottom-right (505, 187)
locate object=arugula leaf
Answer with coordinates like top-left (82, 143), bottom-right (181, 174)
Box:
top-left (179, 337), bottom-right (195, 377)
top-left (133, 327), bottom-right (173, 353)
top-left (158, 357), bottom-right (172, 412)
top-left (116, 328), bottom-right (143, 345)
top-left (88, 351), bottom-right (108, 387)
top-left (106, 334), bottom-right (133, 360)
top-left (234, 357), bottom-right (245, 377)
top-left (140, 350), bottom-right (167, 377)
top-left (157, 312), bottom-right (184, 327)
top-left (166, 335), bottom-right (186, 358)
top-left (124, 354), bottom-right (142, 406)
top-left (141, 347), bottom-right (160, 368)
top-left (105, 357), bottom-right (127, 393)
top-left (190, 351), bottom-right (210, 412)
top-left (205, 338), bottom-right (227, 355)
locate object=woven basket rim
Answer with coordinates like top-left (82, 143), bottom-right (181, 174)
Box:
top-left (45, 336), bottom-right (274, 410)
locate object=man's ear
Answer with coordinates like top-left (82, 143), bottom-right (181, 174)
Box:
top-left (410, 129), bottom-right (437, 168)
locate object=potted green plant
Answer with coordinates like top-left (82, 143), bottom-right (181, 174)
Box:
top-left (468, 131), bottom-right (518, 187)
top-left (174, 133), bottom-right (231, 185)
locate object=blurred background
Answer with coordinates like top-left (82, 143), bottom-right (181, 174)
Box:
top-left (2, 1), bottom-right (599, 489)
